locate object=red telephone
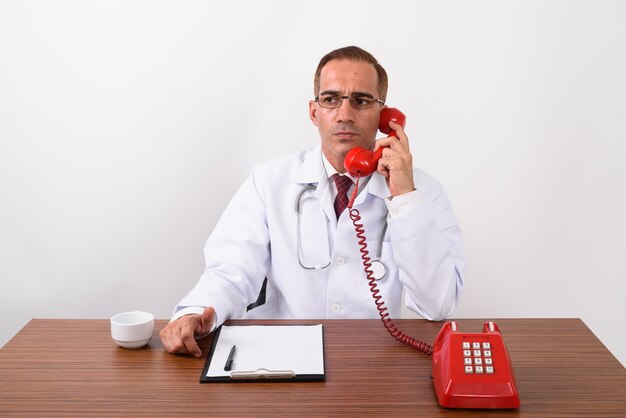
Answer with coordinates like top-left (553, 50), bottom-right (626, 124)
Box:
top-left (432, 321), bottom-right (520, 409)
top-left (343, 107), bottom-right (407, 177)
top-left (344, 108), bottom-right (520, 409)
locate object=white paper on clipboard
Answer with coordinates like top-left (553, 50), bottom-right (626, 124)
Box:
top-left (206, 324), bottom-right (324, 378)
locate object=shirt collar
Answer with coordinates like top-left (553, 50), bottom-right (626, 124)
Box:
top-left (321, 150), bottom-right (361, 184)
top-left (294, 144), bottom-right (383, 197)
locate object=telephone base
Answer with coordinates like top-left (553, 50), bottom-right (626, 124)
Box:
top-left (432, 321), bottom-right (520, 409)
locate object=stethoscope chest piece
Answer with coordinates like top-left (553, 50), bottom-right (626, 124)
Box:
top-left (369, 260), bottom-right (387, 281)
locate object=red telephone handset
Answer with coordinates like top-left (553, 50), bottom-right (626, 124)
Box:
top-left (343, 107), bottom-right (406, 177)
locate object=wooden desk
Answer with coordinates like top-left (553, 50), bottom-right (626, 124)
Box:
top-left (0, 318), bottom-right (624, 417)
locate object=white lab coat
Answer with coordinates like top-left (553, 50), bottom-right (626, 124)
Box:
top-left (175, 145), bottom-right (465, 326)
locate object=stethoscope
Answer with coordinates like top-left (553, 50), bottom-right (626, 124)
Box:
top-left (295, 184), bottom-right (388, 280)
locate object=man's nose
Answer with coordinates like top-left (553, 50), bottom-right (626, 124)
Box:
top-left (335, 98), bottom-right (356, 122)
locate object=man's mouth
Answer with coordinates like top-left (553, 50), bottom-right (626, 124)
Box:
top-left (334, 131), bottom-right (358, 140)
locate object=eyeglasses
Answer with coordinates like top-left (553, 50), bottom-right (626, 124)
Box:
top-left (315, 92), bottom-right (385, 109)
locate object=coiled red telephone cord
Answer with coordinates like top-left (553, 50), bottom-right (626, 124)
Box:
top-left (348, 178), bottom-right (433, 356)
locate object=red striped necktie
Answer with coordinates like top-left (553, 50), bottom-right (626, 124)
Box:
top-left (333, 174), bottom-right (353, 219)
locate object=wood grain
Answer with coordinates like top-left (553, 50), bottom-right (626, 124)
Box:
top-left (0, 318), bottom-right (624, 417)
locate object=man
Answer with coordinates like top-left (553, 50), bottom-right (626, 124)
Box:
top-left (160, 46), bottom-right (466, 357)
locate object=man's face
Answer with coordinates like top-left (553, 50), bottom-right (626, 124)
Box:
top-left (309, 59), bottom-right (383, 172)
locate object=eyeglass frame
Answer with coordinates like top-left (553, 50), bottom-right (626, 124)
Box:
top-left (314, 91), bottom-right (385, 109)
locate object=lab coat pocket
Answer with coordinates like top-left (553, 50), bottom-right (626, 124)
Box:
top-left (243, 283), bottom-right (277, 319)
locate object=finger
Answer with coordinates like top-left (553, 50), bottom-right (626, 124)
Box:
top-left (171, 336), bottom-right (192, 356)
top-left (197, 306), bottom-right (216, 335)
top-left (381, 147), bottom-right (394, 160)
top-left (180, 323), bottom-right (202, 358)
top-left (388, 120), bottom-right (405, 136)
top-left (387, 121), bottom-right (410, 150)
top-left (167, 321), bottom-right (190, 354)
top-left (377, 159), bottom-right (390, 179)
top-left (373, 137), bottom-right (391, 152)
top-left (161, 323), bottom-right (190, 355)
top-left (159, 327), bottom-right (173, 353)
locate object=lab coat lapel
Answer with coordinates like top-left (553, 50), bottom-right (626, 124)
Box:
top-left (294, 145), bottom-right (336, 226)
top-left (354, 173), bottom-right (390, 206)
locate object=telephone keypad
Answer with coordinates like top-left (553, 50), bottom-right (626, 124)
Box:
top-left (463, 340), bottom-right (495, 374)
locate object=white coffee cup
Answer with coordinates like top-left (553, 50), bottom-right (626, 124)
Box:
top-left (110, 311), bottom-right (154, 349)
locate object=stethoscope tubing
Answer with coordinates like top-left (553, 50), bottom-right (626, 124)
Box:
top-left (295, 184), bottom-right (387, 279)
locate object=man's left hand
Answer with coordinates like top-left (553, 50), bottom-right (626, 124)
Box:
top-left (373, 120), bottom-right (415, 197)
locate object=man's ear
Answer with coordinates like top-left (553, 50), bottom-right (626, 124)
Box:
top-left (308, 100), bottom-right (319, 126)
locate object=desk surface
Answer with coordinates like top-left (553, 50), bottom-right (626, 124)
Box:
top-left (1, 318), bottom-right (625, 417)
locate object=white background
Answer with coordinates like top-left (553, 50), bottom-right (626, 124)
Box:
top-left (1, 1), bottom-right (624, 367)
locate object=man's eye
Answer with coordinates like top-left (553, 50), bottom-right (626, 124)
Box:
top-left (355, 97), bottom-right (373, 106)
top-left (321, 95), bottom-right (339, 104)
top-left (350, 96), bottom-right (374, 108)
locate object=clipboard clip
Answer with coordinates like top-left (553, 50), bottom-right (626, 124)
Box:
top-left (230, 368), bottom-right (296, 380)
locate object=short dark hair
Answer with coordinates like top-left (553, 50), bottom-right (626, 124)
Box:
top-left (313, 46), bottom-right (388, 101)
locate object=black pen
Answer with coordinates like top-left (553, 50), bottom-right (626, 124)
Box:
top-left (224, 344), bottom-right (236, 371)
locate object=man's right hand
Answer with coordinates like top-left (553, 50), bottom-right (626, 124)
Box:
top-left (159, 306), bottom-right (215, 358)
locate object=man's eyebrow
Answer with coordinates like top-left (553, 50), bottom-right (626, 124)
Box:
top-left (318, 90), bottom-right (375, 98)
top-left (350, 91), bottom-right (375, 98)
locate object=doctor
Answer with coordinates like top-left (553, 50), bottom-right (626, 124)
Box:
top-left (160, 46), bottom-right (466, 357)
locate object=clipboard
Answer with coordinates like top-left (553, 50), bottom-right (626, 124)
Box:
top-left (200, 324), bottom-right (326, 383)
